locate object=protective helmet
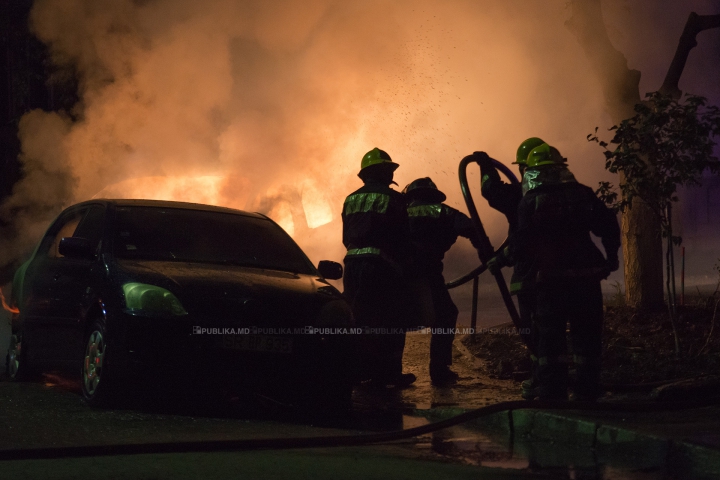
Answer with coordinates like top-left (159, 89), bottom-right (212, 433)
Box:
top-left (360, 147), bottom-right (399, 173)
top-left (514, 137), bottom-right (546, 165)
top-left (526, 143), bottom-right (567, 168)
top-left (404, 177), bottom-right (447, 203)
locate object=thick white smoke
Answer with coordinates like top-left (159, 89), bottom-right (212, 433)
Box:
top-left (2, 0), bottom-right (718, 285)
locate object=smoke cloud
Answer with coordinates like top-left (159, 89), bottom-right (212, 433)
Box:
top-left (2, 0), bottom-right (719, 285)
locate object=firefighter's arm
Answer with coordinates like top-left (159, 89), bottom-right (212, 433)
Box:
top-left (474, 152), bottom-right (502, 194)
top-left (474, 152), bottom-right (522, 219)
top-left (505, 196), bottom-right (534, 269)
top-left (452, 209), bottom-right (483, 252)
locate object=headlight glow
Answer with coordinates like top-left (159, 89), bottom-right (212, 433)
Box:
top-left (122, 282), bottom-right (188, 316)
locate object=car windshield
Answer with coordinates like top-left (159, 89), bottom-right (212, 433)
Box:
top-left (112, 206), bottom-right (316, 274)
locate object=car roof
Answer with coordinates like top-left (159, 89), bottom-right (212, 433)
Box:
top-left (72, 199), bottom-right (268, 219)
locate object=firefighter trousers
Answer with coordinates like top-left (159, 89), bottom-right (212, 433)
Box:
top-left (343, 256), bottom-right (407, 383)
top-left (428, 276), bottom-right (459, 372)
top-left (534, 278), bottom-right (603, 398)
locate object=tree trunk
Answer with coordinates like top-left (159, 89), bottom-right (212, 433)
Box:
top-left (621, 198), bottom-right (664, 309)
top-left (567, 0), bottom-right (665, 310)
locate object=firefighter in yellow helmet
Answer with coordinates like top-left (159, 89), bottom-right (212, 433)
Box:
top-left (505, 142), bottom-right (620, 400)
top-left (342, 148), bottom-right (416, 389)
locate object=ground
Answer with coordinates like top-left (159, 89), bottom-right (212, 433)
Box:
top-left (2, 330), bottom-right (719, 478)
top-left (462, 295), bottom-right (720, 386)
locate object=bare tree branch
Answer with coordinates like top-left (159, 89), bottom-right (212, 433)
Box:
top-left (660, 13), bottom-right (720, 98)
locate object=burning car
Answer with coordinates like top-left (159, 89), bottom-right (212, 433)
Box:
top-left (6, 199), bottom-right (353, 409)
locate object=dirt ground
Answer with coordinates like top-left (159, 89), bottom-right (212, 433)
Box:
top-left (462, 294), bottom-right (720, 386)
top-left (355, 331), bottom-right (520, 411)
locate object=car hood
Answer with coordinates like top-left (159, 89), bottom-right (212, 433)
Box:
top-left (114, 260), bottom-right (344, 327)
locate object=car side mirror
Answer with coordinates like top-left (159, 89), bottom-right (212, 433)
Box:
top-left (317, 260), bottom-right (343, 280)
top-left (58, 237), bottom-right (95, 259)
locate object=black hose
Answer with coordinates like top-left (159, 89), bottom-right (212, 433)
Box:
top-left (444, 159), bottom-right (517, 290)
top-left (445, 264), bottom-right (486, 289)
top-left (457, 155), bottom-right (525, 344)
top-left (1, 398), bottom-right (717, 461)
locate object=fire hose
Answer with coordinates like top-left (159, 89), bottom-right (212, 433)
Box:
top-left (1, 397), bottom-right (718, 460)
top-left (445, 156), bottom-right (534, 353)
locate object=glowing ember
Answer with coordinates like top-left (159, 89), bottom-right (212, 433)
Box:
top-left (0, 287), bottom-right (19, 314)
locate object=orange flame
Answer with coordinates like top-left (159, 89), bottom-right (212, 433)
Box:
top-left (0, 287), bottom-right (19, 314)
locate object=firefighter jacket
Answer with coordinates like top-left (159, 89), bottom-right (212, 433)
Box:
top-left (509, 168), bottom-right (621, 282)
top-left (407, 200), bottom-right (482, 277)
top-left (480, 162), bottom-right (529, 293)
top-left (342, 179), bottom-right (412, 271)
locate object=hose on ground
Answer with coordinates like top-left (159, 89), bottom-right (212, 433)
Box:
top-left (1, 397), bottom-right (718, 461)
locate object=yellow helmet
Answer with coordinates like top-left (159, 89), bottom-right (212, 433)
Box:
top-left (360, 148), bottom-right (399, 172)
top-left (514, 137), bottom-right (546, 165)
top-left (526, 143), bottom-right (566, 168)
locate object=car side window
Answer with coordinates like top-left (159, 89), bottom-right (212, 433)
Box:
top-left (46, 210), bottom-right (86, 258)
top-left (74, 205), bottom-right (106, 251)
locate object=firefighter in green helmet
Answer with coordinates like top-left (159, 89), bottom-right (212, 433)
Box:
top-left (404, 177), bottom-right (482, 386)
top-left (471, 137), bottom-right (545, 398)
top-left (504, 142), bottom-right (620, 400)
top-left (342, 148), bottom-right (416, 389)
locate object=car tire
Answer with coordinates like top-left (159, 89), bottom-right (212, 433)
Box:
top-left (81, 318), bottom-right (119, 408)
top-left (5, 332), bottom-right (39, 381)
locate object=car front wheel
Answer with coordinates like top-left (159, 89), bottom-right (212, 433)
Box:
top-left (5, 333), bottom-right (38, 381)
top-left (81, 319), bottom-right (116, 407)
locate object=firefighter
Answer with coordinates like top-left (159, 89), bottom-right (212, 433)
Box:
top-left (503, 142), bottom-right (620, 400)
top-left (342, 147), bottom-right (416, 389)
top-left (473, 138), bottom-right (545, 398)
top-left (404, 177), bottom-right (482, 386)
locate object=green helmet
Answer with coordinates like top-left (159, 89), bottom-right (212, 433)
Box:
top-left (526, 143), bottom-right (566, 168)
top-left (514, 137), bottom-right (546, 165)
top-left (360, 148), bottom-right (399, 173)
top-left (404, 177), bottom-right (446, 203)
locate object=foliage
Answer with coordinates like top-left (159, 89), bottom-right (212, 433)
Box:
top-left (589, 91), bottom-right (720, 242)
top-left (589, 92), bottom-right (720, 355)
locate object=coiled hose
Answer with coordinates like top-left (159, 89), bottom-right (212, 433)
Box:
top-left (446, 156), bottom-right (533, 353)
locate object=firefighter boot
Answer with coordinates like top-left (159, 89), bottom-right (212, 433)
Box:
top-left (571, 355), bottom-right (602, 401)
top-left (521, 356), bottom-right (539, 399)
top-left (394, 373), bottom-right (417, 389)
top-left (534, 357), bottom-right (569, 401)
top-left (430, 365), bottom-right (459, 386)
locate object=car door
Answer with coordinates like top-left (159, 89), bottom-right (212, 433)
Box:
top-left (24, 205), bottom-right (106, 363)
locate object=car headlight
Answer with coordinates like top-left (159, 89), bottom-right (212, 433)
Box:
top-left (122, 283), bottom-right (188, 316)
top-left (317, 299), bottom-right (353, 327)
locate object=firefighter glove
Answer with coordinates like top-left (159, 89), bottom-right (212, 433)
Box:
top-left (486, 256), bottom-right (503, 275)
top-left (473, 151), bottom-right (494, 170)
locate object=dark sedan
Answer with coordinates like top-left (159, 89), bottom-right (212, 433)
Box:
top-left (6, 199), bottom-right (354, 409)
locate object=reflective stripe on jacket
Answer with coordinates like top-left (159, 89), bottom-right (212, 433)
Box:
top-left (407, 200), bottom-right (480, 276)
top-left (342, 180), bottom-right (411, 269)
